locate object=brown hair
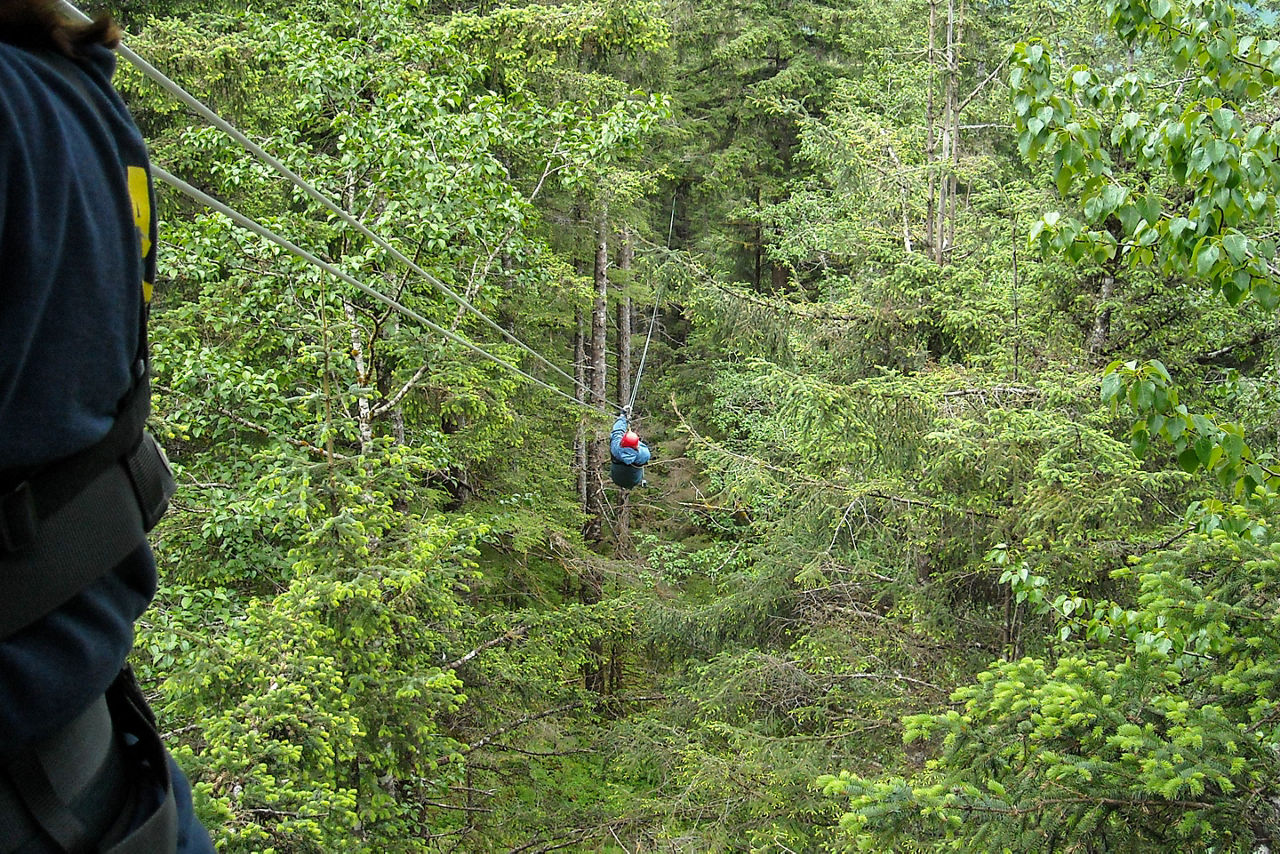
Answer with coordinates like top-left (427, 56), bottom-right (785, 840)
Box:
top-left (0, 1), bottom-right (120, 57)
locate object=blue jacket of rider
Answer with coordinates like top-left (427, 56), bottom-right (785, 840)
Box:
top-left (609, 415), bottom-right (650, 488)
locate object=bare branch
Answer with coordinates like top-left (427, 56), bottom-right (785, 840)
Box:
top-left (444, 627), bottom-right (528, 672)
top-left (421, 800), bottom-right (494, 814)
top-left (956, 56), bottom-right (1009, 115)
top-left (462, 695), bottom-right (666, 757)
top-left (830, 671), bottom-right (949, 694)
top-left (371, 362), bottom-right (433, 416)
top-left (486, 743), bottom-right (590, 758)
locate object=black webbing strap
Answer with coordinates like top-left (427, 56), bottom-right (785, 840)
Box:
top-left (0, 373), bottom-right (174, 640)
top-left (0, 669), bottom-right (178, 854)
top-left (0, 697), bottom-right (116, 853)
top-left (3, 756), bottom-right (91, 853)
top-left (101, 668), bottom-right (178, 854)
top-left (0, 374), bottom-right (150, 537)
top-left (0, 462), bottom-right (145, 641)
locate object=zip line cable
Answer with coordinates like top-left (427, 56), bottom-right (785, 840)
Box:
top-left (666, 193), bottom-right (677, 247)
top-left (151, 165), bottom-right (606, 415)
top-left (58, 1), bottom-right (584, 397)
top-left (625, 196), bottom-right (675, 413)
top-left (627, 292), bottom-right (661, 414)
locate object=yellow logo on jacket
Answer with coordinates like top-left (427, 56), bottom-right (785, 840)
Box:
top-left (127, 166), bottom-right (152, 303)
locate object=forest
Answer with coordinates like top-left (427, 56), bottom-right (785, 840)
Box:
top-left (93, 0), bottom-right (1280, 849)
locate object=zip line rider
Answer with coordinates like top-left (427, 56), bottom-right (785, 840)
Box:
top-left (0, 3), bottom-right (213, 852)
top-left (610, 409), bottom-right (651, 489)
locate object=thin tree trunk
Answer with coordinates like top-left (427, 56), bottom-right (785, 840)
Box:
top-left (936, 0), bottom-right (956, 263)
top-left (885, 145), bottom-right (914, 253)
top-left (946, 0), bottom-right (962, 254)
top-left (374, 316), bottom-right (407, 447)
top-left (615, 230), bottom-right (634, 551)
top-left (616, 233), bottom-right (633, 410)
top-left (343, 300), bottom-right (374, 456)
top-left (583, 206), bottom-right (610, 695)
top-left (754, 187), bottom-right (763, 290)
top-left (573, 309), bottom-right (587, 509)
top-left (926, 0), bottom-right (938, 261)
top-left (585, 207), bottom-right (610, 518)
top-left (1011, 223), bottom-right (1022, 382)
top-left (1088, 273), bottom-right (1116, 357)
top-left (335, 174), bottom-right (373, 459)
top-left (590, 208), bottom-right (610, 410)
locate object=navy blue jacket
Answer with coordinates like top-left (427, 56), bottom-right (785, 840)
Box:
top-left (610, 415), bottom-right (651, 489)
top-left (0, 41), bottom-right (212, 853)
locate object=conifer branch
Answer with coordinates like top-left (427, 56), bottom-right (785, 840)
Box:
top-left (952, 795), bottom-right (1216, 816)
top-left (674, 399), bottom-right (997, 519)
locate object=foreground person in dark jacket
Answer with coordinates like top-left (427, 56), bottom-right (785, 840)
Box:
top-left (0, 3), bottom-right (213, 851)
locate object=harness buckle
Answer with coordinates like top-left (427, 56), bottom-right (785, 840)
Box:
top-left (0, 482), bottom-right (38, 555)
top-left (123, 433), bottom-right (175, 532)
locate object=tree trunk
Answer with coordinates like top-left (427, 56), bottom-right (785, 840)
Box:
top-left (590, 208), bottom-right (610, 410)
top-left (885, 145), bottom-right (914, 253)
top-left (376, 317), bottom-right (407, 448)
top-left (616, 231), bottom-right (633, 410)
top-left (343, 300), bottom-right (374, 456)
top-left (926, 0), bottom-right (962, 265)
top-left (1088, 272), bottom-right (1116, 357)
top-left (946, 0), bottom-right (962, 255)
top-left (583, 206), bottom-right (610, 695)
top-left (584, 206), bottom-right (610, 539)
top-left (925, 0), bottom-right (937, 260)
top-left (616, 231), bottom-right (633, 551)
top-left (934, 0), bottom-right (956, 263)
top-left (754, 187), bottom-right (763, 290)
top-left (573, 309), bottom-right (587, 509)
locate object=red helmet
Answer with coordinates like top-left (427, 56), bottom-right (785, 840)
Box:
top-left (621, 430), bottom-right (640, 449)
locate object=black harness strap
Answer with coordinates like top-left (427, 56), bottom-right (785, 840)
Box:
top-left (1, 369), bottom-right (150, 529)
top-left (0, 695), bottom-right (125, 854)
top-left (1, 698), bottom-right (105, 853)
top-left (100, 668), bottom-right (178, 854)
top-left (0, 670), bottom-right (178, 854)
top-left (0, 373), bottom-right (174, 641)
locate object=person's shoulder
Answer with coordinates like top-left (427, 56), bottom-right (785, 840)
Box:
top-left (0, 40), bottom-right (117, 85)
top-left (0, 44), bottom-right (29, 152)
top-left (76, 43), bottom-right (118, 80)
top-left (0, 40), bottom-right (26, 63)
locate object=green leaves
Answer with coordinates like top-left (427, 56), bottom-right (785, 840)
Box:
top-left (1100, 359), bottom-right (1275, 504)
top-left (1012, 5), bottom-right (1280, 308)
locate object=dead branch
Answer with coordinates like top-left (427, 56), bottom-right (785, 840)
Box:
top-left (444, 627), bottom-right (528, 672)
